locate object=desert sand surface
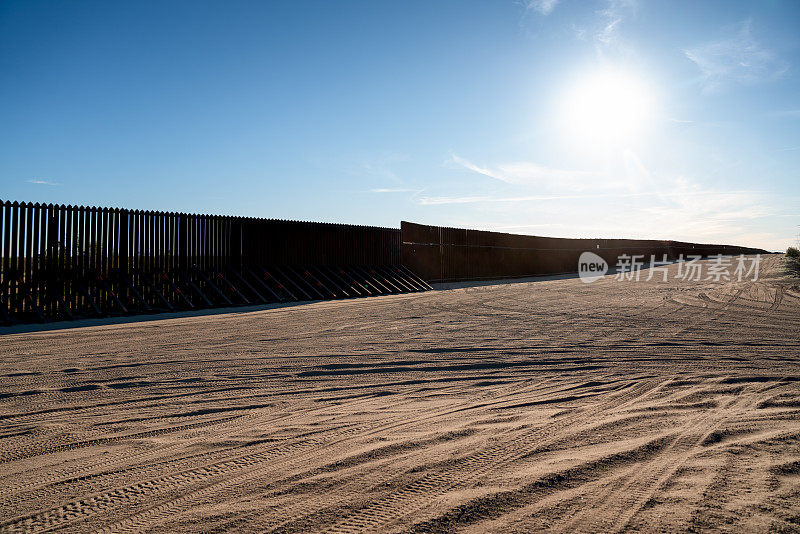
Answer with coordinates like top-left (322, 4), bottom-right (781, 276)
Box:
top-left (0, 255), bottom-right (799, 533)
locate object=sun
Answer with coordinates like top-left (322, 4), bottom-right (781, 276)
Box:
top-left (559, 67), bottom-right (654, 149)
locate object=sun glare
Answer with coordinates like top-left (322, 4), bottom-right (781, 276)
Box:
top-left (559, 68), bottom-right (654, 149)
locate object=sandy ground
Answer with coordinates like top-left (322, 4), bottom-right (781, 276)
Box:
top-left (0, 255), bottom-right (799, 533)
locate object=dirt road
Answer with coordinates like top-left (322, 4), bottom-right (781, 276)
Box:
top-left (1, 255), bottom-right (798, 532)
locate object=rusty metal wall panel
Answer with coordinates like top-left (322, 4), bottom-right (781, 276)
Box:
top-left (400, 221), bottom-right (768, 282)
top-left (0, 199), bottom-right (408, 323)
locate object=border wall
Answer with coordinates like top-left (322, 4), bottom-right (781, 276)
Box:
top-left (0, 201), bottom-right (428, 325)
top-left (0, 200), bottom-right (768, 325)
top-left (400, 221), bottom-right (767, 282)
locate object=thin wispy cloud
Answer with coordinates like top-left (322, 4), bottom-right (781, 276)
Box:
top-left (596, 17), bottom-right (621, 46)
top-left (594, 0), bottom-right (637, 52)
top-left (435, 150), bottom-right (784, 248)
top-left (445, 153), bottom-right (608, 191)
top-left (348, 152), bottom-right (410, 186)
top-left (418, 188), bottom-right (763, 206)
top-left (525, 0), bottom-right (560, 16)
top-left (631, 183), bottom-right (783, 247)
top-left (420, 194), bottom-right (572, 205)
top-left (26, 179), bottom-right (59, 186)
top-left (353, 153), bottom-right (422, 197)
top-left (571, 24), bottom-right (587, 40)
top-left (684, 20), bottom-right (789, 93)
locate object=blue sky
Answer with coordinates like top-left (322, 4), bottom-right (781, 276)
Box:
top-left (1, 1), bottom-right (798, 250)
